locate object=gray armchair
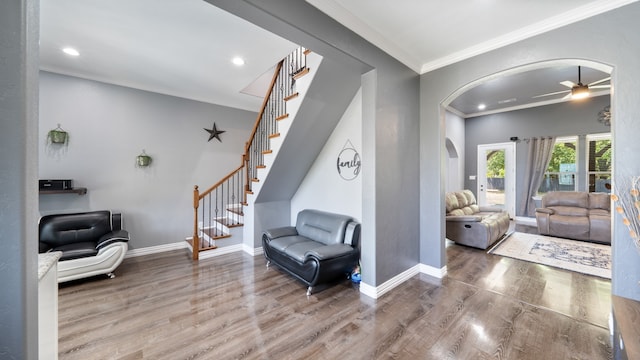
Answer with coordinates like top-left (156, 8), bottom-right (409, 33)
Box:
top-left (445, 190), bottom-right (510, 249)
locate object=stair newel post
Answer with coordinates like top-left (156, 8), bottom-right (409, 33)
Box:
top-left (193, 185), bottom-right (200, 261)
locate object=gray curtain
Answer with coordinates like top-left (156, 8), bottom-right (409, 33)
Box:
top-left (520, 136), bottom-right (556, 216)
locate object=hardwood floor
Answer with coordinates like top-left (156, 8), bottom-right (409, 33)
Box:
top-left (57, 241), bottom-right (612, 359)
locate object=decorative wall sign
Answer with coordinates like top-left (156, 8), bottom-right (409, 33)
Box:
top-left (204, 122), bottom-right (226, 142)
top-left (337, 139), bottom-right (361, 181)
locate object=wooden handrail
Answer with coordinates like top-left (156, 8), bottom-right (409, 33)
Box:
top-left (244, 60), bottom-right (284, 157)
top-left (197, 163), bottom-right (245, 199)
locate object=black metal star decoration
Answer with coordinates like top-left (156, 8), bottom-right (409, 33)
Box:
top-left (204, 122), bottom-right (226, 142)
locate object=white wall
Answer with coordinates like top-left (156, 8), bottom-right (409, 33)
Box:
top-left (445, 111), bottom-right (465, 192)
top-left (290, 88), bottom-right (362, 223)
top-left (38, 72), bottom-right (256, 249)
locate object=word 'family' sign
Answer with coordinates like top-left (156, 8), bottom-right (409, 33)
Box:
top-left (337, 140), bottom-right (361, 181)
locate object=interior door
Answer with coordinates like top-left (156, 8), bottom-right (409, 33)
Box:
top-left (477, 142), bottom-right (515, 218)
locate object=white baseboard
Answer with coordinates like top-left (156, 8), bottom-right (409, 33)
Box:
top-left (198, 244), bottom-right (244, 260)
top-left (359, 265), bottom-right (420, 299)
top-left (243, 244), bottom-right (264, 256)
top-left (359, 263), bottom-right (448, 299)
top-left (126, 239), bottom-right (263, 260)
top-left (419, 263), bottom-right (448, 278)
top-left (125, 241), bottom-right (187, 258)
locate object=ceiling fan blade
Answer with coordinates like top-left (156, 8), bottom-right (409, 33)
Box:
top-left (560, 80), bottom-right (576, 88)
top-left (532, 90), bottom-right (570, 99)
top-left (562, 93), bottom-right (572, 100)
top-left (589, 76), bottom-right (611, 86)
top-left (589, 85), bottom-right (610, 89)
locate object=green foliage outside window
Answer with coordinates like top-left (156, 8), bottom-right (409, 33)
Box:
top-left (546, 142), bottom-right (576, 172)
top-left (486, 150), bottom-right (505, 178)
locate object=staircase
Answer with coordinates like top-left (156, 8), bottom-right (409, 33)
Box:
top-left (189, 47), bottom-right (312, 260)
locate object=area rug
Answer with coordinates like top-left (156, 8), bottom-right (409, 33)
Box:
top-left (489, 232), bottom-right (611, 279)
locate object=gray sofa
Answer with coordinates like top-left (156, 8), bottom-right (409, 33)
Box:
top-left (535, 191), bottom-right (611, 244)
top-left (262, 209), bottom-right (360, 295)
top-left (445, 190), bottom-right (510, 249)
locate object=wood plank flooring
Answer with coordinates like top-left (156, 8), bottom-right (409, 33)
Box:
top-left (57, 241), bottom-right (612, 359)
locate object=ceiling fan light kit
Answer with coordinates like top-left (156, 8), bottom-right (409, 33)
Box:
top-left (571, 83), bottom-right (590, 100)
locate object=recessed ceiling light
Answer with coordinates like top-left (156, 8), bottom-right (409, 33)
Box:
top-left (232, 57), bottom-right (245, 66)
top-left (62, 47), bottom-right (80, 56)
top-left (478, 103), bottom-right (486, 110)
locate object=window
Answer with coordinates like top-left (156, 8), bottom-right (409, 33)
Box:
top-left (538, 136), bottom-right (578, 195)
top-left (587, 133), bottom-right (612, 193)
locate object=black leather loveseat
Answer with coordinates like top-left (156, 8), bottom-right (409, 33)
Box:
top-left (262, 209), bottom-right (361, 295)
top-left (39, 210), bottom-right (129, 282)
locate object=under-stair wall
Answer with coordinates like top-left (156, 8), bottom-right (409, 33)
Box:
top-left (243, 54), bottom-right (363, 251)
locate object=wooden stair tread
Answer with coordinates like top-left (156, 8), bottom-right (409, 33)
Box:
top-left (268, 133), bottom-right (280, 139)
top-left (303, 49), bottom-right (311, 55)
top-left (251, 178), bottom-right (259, 182)
top-left (275, 114), bottom-right (289, 121)
top-left (227, 208), bottom-right (244, 216)
top-left (256, 165), bottom-right (266, 169)
top-left (262, 149), bottom-right (273, 154)
top-left (284, 92), bottom-right (299, 101)
top-left (217, 218), bottom-right (243, 227)
top-left (292, 67), bottom-right (310, 80)
top-left (200, 228), bottom-right (231, 240)
top-left (186, 238), bottom-right (218, 250)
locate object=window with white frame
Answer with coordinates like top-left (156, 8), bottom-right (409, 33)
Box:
top-left (587, 133), bottom-right (612, 193)
top-left (538, 136), bottom-right (578, 195)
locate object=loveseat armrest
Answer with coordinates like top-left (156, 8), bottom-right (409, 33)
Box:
top-left (305, 244), bottom-right (357, 261)
top-left (446, 215), bottom-right (483, 222)
top-left (96, 230), bottom-right (130, 251)
top-left (535, 208), bottom-right (555, 215)
top-left (263, 226), bottom-right (298, 241)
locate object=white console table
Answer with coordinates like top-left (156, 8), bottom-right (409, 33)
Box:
top-left (38, 251), bottom-right (61, 360)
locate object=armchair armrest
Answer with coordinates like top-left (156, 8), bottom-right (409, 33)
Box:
top-left (305, 244), bottom-right (357, 261)
top-left (96, 229), bottom-right (130, 251)
top-left (344, 221), bottom-right (360, 247)
top-left (535, 208), bottom-right (555, 215)
top-left (446, 215), bottom-right (483, 222)
top-left (263, 226), bottom-right (298, 240)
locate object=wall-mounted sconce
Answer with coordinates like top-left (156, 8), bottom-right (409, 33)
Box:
top-left (136, 150), bottom-right (152, 167)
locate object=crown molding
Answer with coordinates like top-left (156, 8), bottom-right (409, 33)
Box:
top-left (461, 90), bottom-right (611, 119)
top-left (308, 0), bottom-right (637, 75)
top-left (420, 0), bottom-right (639, 74)
top-left (305, 0), bottom-right (422, 73)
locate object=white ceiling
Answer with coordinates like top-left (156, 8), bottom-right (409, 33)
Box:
top-left (40, 0), bottom-right (634, 114)
top-left (40, 0), bottom-right (297, 112)
top-left (306, 0), bottom-right (637, 74)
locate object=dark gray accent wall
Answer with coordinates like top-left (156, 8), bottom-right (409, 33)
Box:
top-left (464, 95), bottom-right (611, 214)
top-left (0, 0), bottom-right (39, 358)
top-left (421, 3), bottom-right (640, 300)
top-left (208, 0), bottom-right (421, 286)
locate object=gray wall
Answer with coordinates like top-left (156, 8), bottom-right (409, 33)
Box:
top-left (209, 0), bottom-right (421, 286)
top-left (39, 72), bottom-right (256, 250)
top-left (421, 3), bottom-right (640, 300)
top-left (0, 0), bottom-right (40, 358)
top-left (464, 95), bottom-right (611, 215)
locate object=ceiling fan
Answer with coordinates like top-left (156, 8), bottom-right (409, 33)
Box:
top-left (533, 66), bottom-right (611, 100)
